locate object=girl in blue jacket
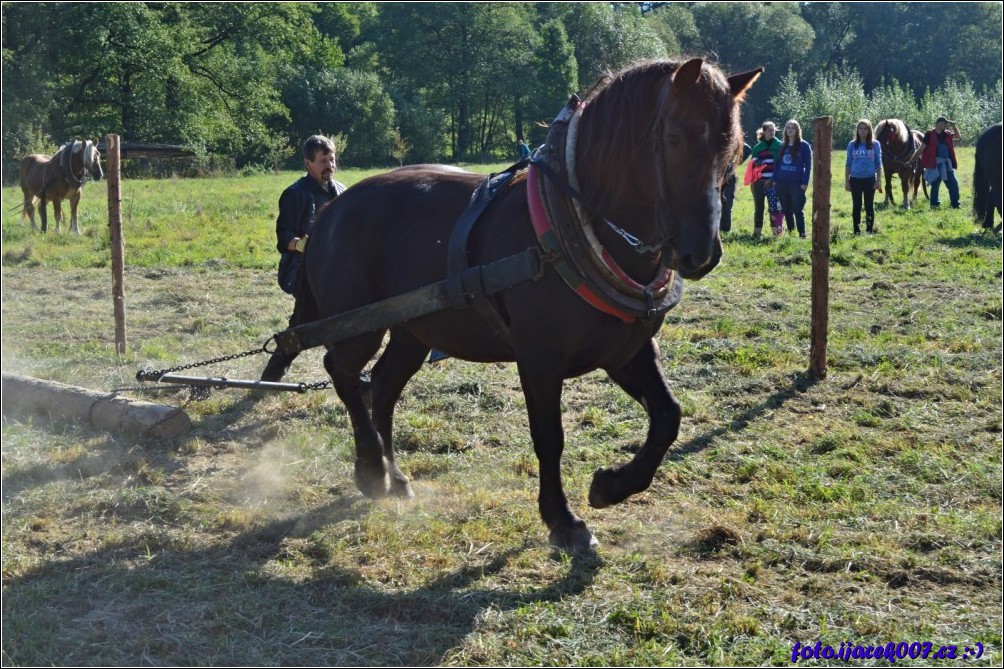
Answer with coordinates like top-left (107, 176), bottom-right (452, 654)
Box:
top-left (845, 120), bottom-right (883, 234)
top-left (774, 120), bottom-right (812, 238)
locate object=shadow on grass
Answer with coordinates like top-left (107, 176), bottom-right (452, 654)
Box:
top-left (667, 371), bottom-right (821, 461)
top-left (937, 229), bottom-right (1003, 249)
top-left (1, 495), bottom-right (602, 665)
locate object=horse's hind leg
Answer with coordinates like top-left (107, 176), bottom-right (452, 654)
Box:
top-left (590, 338), bottom-right (680, 509)
top-left (368, 328), bottom-right (430, 498)
top-left (20, 185), bottom-right (36, 231)
top-left (52, 199), bottom-right (63, 233)
top-left (324, 332), bottom-right (389, 498)
top-left (38, 197), bottom-right (49, 233)
top-left (900, 173), bottom-right (911, 210)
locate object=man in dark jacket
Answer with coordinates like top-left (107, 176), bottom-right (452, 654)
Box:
top-left (260, 135), bottom-right (346, 382)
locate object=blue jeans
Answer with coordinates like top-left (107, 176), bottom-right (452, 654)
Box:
top-left (929, 167), bottom-right (960, 208)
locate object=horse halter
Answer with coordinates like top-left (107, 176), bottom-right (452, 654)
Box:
top-left (58, 142), bottom-right (89, 188)
top-left (566, 102), bottom-right (667, 258)
top-left (878, 121), bottom-right (917, 164)
top-left (529, 94), bottom-right (681, 323)
top-left (563, 74), bottom-right (681, 259)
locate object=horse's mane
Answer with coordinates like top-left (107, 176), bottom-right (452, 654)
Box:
top-left (578, 59), bottom-right (736, 207)
top-left (877, 119), bottom-right (908, 144)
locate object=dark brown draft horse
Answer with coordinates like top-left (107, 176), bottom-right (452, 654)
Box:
top-left (19, 140), bottom-right (103, 233)
top-left (304, 59), bottom-right (761, 549)
top-left (973, 122), bottom-right (1002, 231)
top-left (875, 119), bottom-right (926, 209)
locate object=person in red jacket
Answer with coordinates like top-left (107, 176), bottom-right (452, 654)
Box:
top-left (916, 116), bottom-right (962, 209)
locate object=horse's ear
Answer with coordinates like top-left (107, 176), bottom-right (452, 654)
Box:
top-left (672, 58), bottom-right (704, 94)
top-left (728, 68), bottom-right (763, 101)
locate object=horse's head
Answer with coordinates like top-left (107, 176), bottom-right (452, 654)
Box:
top-left (71, 140), bottom-right (104, 182)
top-left (84, 139), bottom-right (103, 181)
top-left (644, 60), bottom-right (761, 279)
top-left (579, 59), bottom-right (761, 280)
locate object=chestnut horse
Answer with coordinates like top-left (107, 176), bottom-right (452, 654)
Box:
top-left (875, 119), bottom-right (926, 209)
top-left (19, 140), bottom-right (103, 233)
top-left (973, 122), bottom-right (1002, 231)
top-left (303, 59), bottom-right (761, 549)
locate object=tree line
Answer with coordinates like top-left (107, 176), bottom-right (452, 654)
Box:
top-left (3, 2), bottom-right (1001, 178)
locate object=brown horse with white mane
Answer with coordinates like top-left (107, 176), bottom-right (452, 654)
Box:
top-left (19, 140), bottom-right (103, 233)
top-left (300, 59), bottom-right (761, 550)
top-left (875, 119), bottom-right (926, 209)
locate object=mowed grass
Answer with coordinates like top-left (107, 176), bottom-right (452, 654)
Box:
top-left (1, 152), bottom-right (1001, 666)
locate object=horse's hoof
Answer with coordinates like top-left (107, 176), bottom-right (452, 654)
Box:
top-left (588, 467), bottom-right (629, 509)
top-left (549, 523), bottom-right (599, 551)
top-left (389, 476), bottom-right (414, 499)
top-left (354, 458), bottom-right (390, 499)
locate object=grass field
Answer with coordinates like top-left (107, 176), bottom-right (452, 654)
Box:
top-left (2, 151), bottom-right (1001, 665)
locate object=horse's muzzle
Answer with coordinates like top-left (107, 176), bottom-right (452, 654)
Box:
top-left (662, 233), bottom-right (722, 280)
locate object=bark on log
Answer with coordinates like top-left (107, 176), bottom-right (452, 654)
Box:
top-left (1, 373), bottom-right (191, 439)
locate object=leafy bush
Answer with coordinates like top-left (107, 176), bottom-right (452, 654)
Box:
top-left (772, 67), bottom-right (1003, 146)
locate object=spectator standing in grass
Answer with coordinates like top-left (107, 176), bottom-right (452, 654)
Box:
top-left (844, 120), bottom-right (883, 235)
top-left (749, 121), bottom-right (782, 239)
top-left (773, 119), bottom-right (812, 239)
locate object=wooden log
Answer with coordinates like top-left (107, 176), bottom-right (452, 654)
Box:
top-left (1, 373), bottom-right (191, 439)
top-left (809, 116), bottom-right (832, 380)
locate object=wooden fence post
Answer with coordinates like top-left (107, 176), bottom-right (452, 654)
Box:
top-left (108, 134), bottom-right (127, 356)
top-left (809, 117), bottom-right (832, 379)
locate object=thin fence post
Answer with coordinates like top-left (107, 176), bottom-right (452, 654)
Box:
top-left (809, 117), bottom-right (832, 379)
top-left (108, 134), bottom-right (127, 356)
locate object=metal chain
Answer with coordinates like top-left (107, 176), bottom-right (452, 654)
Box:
top-left (138, 345), bottom-right (267, 380)
top-left (121, 340), bottom-right (333, 398)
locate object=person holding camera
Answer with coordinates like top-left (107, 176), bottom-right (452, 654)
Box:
top-left (916, 116), bottom-right (962, 209)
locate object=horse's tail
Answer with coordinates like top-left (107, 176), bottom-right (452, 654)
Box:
top-left (973, 146), bottom-right (989, 226)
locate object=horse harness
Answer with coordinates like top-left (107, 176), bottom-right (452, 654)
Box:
top-left (273, 98), bottom-right (683, 357)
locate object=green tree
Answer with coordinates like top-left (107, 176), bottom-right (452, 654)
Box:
top-left (553, 3), bottom-right (665, 91)
top-left (525, 19), bottom-right (578, 148)
top-left (379, 3), bottom-right (536, 161)
top-left (685, 2), bottom-right (815, 131)
top-left (285, 68), bottom-right (397, 166)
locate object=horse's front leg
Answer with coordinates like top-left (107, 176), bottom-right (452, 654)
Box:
top-left (901, 173), bottom-right (911, 210)
top-left (883, 171), bottom-right (895, 206)
top-left (69, 191), bottom-right (82, 234)
top-left (590, 338), bottom-right (680, 509)
top-left (518, 360), bottom-right (597, 550)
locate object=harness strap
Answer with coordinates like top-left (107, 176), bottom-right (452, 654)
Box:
top-left (445, 160), bottom-right (530, 352)
top-left (273, 247), bottom-right (544, 356)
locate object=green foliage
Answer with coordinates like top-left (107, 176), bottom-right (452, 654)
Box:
top-left (284, 68), bottom-right (396, 167)
top-left (772, 69), bottom-right (1001, 146)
